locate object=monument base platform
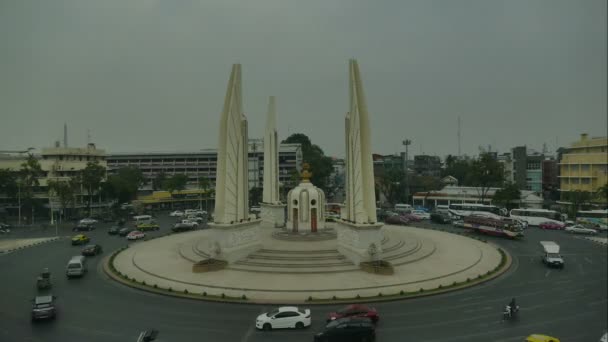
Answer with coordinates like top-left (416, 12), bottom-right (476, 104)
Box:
top-left (260, 202), bottom-right (285, 228)
top-left (335, 220), bottom-right (384, 265)
top-left (208, 220), bottom-right (262, 263)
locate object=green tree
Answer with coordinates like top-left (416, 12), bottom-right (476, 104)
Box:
top-left (102, 167), bottom-right (145, 204)
top-left (409, 175), bottom-right (442, 206)
top-left (198, 177), bottom-right (213, 211)
top-left (377, 168), bottom-right (406, 205)
top-left (19, 154), bottom-right (44, 223)
top-left (47, 179), bottom-right (75, 222)
top-left (163, 174), bottom-right (188, 194)
top-left (596, 183), bottom-right (608, 204)
top-left (0, 169), bottom-right (18, 199)
top-left (282, 133), bottom-right (334, 191)
top-left (441, 156), bottom-right (473, 186)
top-left (470, 154), bottom-right (504, 202)
top-left (492, 182), bottom-right (521, 210)
top-left (81, 161), bottom-right (106, 216)
top-left (564, 190), bottom-right (593, 217)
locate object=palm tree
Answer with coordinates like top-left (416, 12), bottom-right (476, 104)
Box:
top-left (19, 154), bottom-right (44, 224)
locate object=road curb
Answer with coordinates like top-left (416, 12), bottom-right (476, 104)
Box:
top-left (0, 237), bottom-right (62, 255)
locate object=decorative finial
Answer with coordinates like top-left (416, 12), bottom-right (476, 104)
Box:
top-left (301, 163), bottom-right (312, 182)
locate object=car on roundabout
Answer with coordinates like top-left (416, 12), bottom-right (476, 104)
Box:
top-left (565, 225), bottom-right (598, 235)
top-left (81, 244), bottom-right (103, 256)
top-left (315, 317), bottom-right (376, 342)
top-left (72, 223), bottom-right (95, 231)
top-left (410, 210), bottom-right (431, 220)
top-left (430, 211), bottom-right (452, 224)
top-left (539, 221), bottom-right (564, 230)
top-left (384, 214), bottom-right (409, 225)
top-left (525, 334), bottom-right (560, 342)
top-left (326, 304), bottom-right (379, 323)
top-left (31, 295), bottom-right (57, 322)
top-left (256, 306), bottom-right (311, 331)
top-left (137, 223), bottom-right (160, 231)
top-left (169, 210), bottom-right (184, 217)
top-left (71, 234), bottom-right (90, 245)
top-left (79, 218), bottom-right (98, 225)
top-left (118, 227), bottom-right (134, 237)
top-left (108, 226), bottom-right (120, 235)
top-left (127, 230), bottom-right (146, 241)
top-left (172, 223), bottom-right (195, 233)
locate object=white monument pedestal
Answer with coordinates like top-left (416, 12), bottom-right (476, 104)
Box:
top-left (209, 219), bottom-right (262, 263)
top-left (260, 202), bottom-right (285, 228)
top-left (335, 220), bottom-right (384, 265)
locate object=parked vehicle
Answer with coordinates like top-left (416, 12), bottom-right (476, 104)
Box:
top-left (66, 256), bottom-right (87, 278)
top-left (71, 234), bottom-right (90, 245)
top-left (0, 223), bottom-right (10, 234)
top-left (169, 210), bottom-right (184, 217)
top-left (255, 306), bottom-right (311, 331)
top-left (540, 241), bottom-right (564, 268)
top-left (384, 214), bottom-right (409, 225)
top-left (539, 221), bottom-right (565, 230)
top-left (137, 223), bottom-right (160, 231)
top-left (314, 317), bottom-right (375, 342)
top-left (108, 226), bottom-right (120, 235)
top-left (31, 295), bottom-right (57, 321)
top-left (172, 223), bottom-right (195, 232)
top-left (72, 223), bottom-right (95, 232)
top-left (79, 218), bottom-right (98, 225)
top-left (127, 230), bottom-right (146, 240)
top-left (180, 219), bottom-right (199, 228)
top-left (411, 210), bottom-right (431, 220)
top-left (184, 215), bottom-right (204, 223)
top-left (525, 334), bottom-right (560, 342)
top-left (509, 208), bottom-right (563, 227)
top-left (430, 211), bottom-right (452, 224)
top-left (119, 228), bottom-right (134, 236)
top-left (81, 244), bottom-right (103, 256)
top-left (36, 268), bottom-right (52, 290)
top-left (327, 304), bottom-right (379, 323)
top-left (565, 225), bottom-right (598, 235)
top-left (394, 203), bottom-right (412, 212)
top-left (402, 213), bottom-right (423, 222)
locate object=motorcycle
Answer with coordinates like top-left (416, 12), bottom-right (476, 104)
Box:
top-left (502, 305), bottom-right (519, 321)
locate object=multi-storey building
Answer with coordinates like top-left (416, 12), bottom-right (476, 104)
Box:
top-left (558, 134), bottom-right (608, 196)
top-left (106, 142), bottom-right (302, 191)
top-left (413, 155), bottom-right (442, 177)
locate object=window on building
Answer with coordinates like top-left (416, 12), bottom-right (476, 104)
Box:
top-left (581, 178), bottom-right (590, 184)
top-left (581, 164), bottom-right (590, 172)
top-left (571, 178), bottom-right (580, 184)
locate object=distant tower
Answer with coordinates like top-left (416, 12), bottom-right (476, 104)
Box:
top-left (457, 116), bottom-right (461, 157)
top-left (63, 123), bottom-right (68, 148)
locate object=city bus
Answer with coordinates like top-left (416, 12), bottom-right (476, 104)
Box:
top-left (448, 203), bottom-right (503, 219)
top-left (575, 210), bottom-right (608, 230)
top-left (509, 208), bottom-right (563, 227)
top-left (132, 215), bottom-right (153, 226)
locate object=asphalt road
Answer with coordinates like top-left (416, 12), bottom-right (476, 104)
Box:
top-left (0, 215), bottom-right (606, 342)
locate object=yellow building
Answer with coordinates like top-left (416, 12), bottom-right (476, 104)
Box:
top-left (559, 134), bottom-right (607, 197)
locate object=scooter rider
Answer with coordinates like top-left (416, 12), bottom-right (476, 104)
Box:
top-left (509, 298), bottom-right (518, 315)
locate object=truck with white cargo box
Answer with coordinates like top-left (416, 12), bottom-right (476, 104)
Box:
top-left (540, 241), bottom-right (564, 269)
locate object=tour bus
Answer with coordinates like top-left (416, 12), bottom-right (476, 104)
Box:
top-left (448, 203), bottom-right (503, 219)
top-left (575, 210), bottom-right (608, 230)
top-left (132, 215), bottom-right (153, 226)
top-left (509, 208), bottom-right (563, 227)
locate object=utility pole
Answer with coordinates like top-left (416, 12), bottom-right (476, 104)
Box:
top-left (402, 139), bottom-right (412, 203)
top-left (457, 116), bottom-right (461, 158)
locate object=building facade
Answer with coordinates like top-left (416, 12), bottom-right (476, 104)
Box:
top-left (106, 142), bottom-right (302, 192)
top-left (558, 134), bottom-right (608, 196)
top-left (412, 185), bottom-right (543, 209)
top-left (413, 155), bottom-right (442, 177)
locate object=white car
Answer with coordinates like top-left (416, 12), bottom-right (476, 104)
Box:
top-left (79, 218), bottom-right (98, 225)
top-left (126, 230), bottom-right (146, 240)
top-left (256, 306), bottom-right (311, 331)
top-left (185, 215), bottom-right (204, 223)
top-left (565, 225), bottom-right (598, 235)
top-left (411, 210), bottom-right (430, 220)
top-left (180, 220), bottom-right (199, 228)
top-left (169, 210), bottom-right (184, 217)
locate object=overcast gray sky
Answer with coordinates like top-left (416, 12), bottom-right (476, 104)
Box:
top-left (1, 0), bottom-right (606, 158)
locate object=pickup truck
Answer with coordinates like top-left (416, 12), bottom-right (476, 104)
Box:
top-left (540, 241), bottom-right (564, 269)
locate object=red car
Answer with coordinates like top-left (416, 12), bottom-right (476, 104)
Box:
top-left (539, 221), bottom-right (564, 230)
top-left (385, 215), bottom-right (410, 225)
top-left (401, 213), bottom-right (422, 222)
top-left (327, 304), bottom-right (379, 323)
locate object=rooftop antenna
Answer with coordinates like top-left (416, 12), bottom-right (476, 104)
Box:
top-left (63, 123), bottom-right (68, 148)
top-left (87, 129), bottom-right (91, 144)
top-left (457, 116), bottom-right (461, 157)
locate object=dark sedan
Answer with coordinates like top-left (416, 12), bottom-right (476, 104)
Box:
top-left (72, 223), bottom-right (95, 232)
top-left (81, 244), bottom-right (103, 256)
top-left (327, 304), bottom-right (379, 323)
top-left (430, 212), bottom-right (452, 224)
top-left (315, 317), bottom-right (375, 342)
top-left (118, 228), bottom-right (134, 237)
top-left (108, 226), bottom-right (120, 235)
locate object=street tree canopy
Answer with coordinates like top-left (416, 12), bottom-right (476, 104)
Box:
top-left (282, 133), bottom-right (333, 191)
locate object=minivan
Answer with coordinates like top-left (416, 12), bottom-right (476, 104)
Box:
top-left (66, 256), bottom-right (87, 278)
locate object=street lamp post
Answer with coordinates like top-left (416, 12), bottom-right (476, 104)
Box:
top-left (17, 181), bottom-right (21, 226)
top-left (402, 139), bottom-right (412, 203)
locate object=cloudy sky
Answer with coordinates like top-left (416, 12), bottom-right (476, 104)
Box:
top-left (1, 0), bottom-right (606, 158)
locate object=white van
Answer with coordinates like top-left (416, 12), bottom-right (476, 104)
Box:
top-left (540, 241), bottom-right (564, 269)
top-left (66, 256), bottom-right (87, 278)
top-left (394, 203), bottom-right (412, 212)
top-left (435, 205), bottom-right (450, 213)
top-left (132, 215), bottom-right (153, 226)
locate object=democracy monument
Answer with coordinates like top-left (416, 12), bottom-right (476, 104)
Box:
top-left (110, 59), bottom-right (505, 303)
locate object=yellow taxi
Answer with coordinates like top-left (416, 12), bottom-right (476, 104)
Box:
top-left (71, 234), bottom-right (90, 246)
top-left (525, 334), bottom-right (560, 342)
top-left (137, 223), bottom-right (160, 231)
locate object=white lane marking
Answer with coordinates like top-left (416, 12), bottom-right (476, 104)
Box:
top-left (584, 257), bottom-right (593, 264)
top-left (544, 270), bottom-right (551, 277)
top-left (460, 295), bottom-right (485, 302)
top-left (555, 279), bottom-right (572, 284)
top-left (240, 307), bottom-right (265, 342)
top-left (463, 306), bottom-right (492, 314)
